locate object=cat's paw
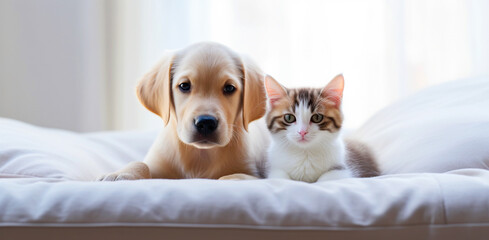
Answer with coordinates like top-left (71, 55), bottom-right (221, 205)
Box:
top-left (317, 169), bottom-right (351, 182)
top-left (218, 173), bottom-right (258, 180)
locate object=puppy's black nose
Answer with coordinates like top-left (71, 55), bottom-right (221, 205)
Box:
top-left (194, 115), bottom-right (218, 136)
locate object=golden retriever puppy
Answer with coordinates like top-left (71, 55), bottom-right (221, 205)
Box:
top-left (98, 42), bottom-right (269, 181)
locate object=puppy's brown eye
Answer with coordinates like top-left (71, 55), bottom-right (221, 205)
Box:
top-left (311, 114), bottom-right (323, 123)
top-left (179, 82), bottom-right (191, 93)
top-left (223, 84), bottom-right (236, 94)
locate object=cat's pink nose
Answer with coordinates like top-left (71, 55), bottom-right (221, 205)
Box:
top-left (299, 130), bottom-right (308, 138)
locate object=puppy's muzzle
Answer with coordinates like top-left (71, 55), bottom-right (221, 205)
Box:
top-left (194, 115), bottom-right (218, 137)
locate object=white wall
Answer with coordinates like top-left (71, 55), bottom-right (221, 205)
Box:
top-left (0, 0), bottom-right (107, 132)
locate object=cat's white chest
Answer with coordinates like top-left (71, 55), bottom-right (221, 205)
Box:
top-left (286, 152), bottom-right (329, 182)
top-left (268, 140), bottom-right (345, 183)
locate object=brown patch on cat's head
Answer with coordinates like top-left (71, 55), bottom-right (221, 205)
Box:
top-left (264, 75), bottom-right (345, 134)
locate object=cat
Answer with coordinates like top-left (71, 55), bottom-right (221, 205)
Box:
top-left (264, 74), bottom-right (379, 183)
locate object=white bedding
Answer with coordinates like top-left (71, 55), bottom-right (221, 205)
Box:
top-left (1, 76), bottom-right (489, 239)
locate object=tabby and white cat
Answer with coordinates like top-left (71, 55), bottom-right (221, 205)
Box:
top-left (264, 74), bottom-right (379, 183)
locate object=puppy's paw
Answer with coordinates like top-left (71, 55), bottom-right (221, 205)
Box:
top-left (97, 162), bottom-right (151, 181)
top-left (97, 172), bottom-right (142, 181)
top-left (218, 173), bottom-right (258, 181)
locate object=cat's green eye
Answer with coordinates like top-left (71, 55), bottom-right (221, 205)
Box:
top-left (284, 114), bottom-right (296, 123)
top-left (311, 114), bottom-right (324, 123)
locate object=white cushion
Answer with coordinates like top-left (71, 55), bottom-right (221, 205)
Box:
top-left (0, 169), bottom-right (488, 237)
top-left (0, 118), bottom-right (156, 181)
top-left (350, 76), bottom-right (489, 174)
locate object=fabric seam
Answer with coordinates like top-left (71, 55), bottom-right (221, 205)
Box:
top-left (432, 175), bottom-right (449, 224)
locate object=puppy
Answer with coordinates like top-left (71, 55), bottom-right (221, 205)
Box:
top-left (98, 42), bottom-right (269, 181)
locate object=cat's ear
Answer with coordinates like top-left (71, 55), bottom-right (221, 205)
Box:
top-left (321, 74), bottom-right (344, 108)
top-left (265, 75), bottom-right (287, 107)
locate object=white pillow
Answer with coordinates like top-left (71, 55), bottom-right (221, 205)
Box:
top-left (350, 76), bottom-right (489, 174)
top-left (0, 118), bottom-right (156, 180)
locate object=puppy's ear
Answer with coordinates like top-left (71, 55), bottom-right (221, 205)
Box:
top-left (136, 52), bottom-right (175, 125)
top-left (240, 56), bottom-right (267, 131)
